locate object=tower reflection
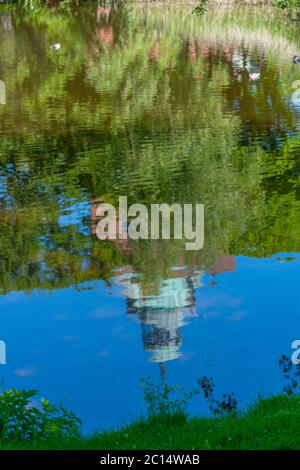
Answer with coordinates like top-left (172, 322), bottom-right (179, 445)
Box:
top-left (114, 266), bottom-right (203, 364)
top-left (113, 255), bottom-right (235, 376)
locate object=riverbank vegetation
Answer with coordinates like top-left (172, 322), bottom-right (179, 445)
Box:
top-left (1, 356), bottom-right (299, 450)
top-left (22, 395), bottom-right (300, 450)
top-left (0, 384), bottom-right (300, 450)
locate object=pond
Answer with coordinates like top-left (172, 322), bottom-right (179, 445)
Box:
top-left (1, 2), bottom-right (300, 432)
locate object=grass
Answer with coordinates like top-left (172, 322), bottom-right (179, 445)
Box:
top-left (1, 394), bottom-right (300, 450)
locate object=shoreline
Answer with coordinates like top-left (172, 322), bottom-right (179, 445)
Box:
top-left (1, 394), bottom-right (300, 450)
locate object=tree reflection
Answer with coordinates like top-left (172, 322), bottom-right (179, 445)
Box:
top-left (0, 5), bottom-right (300, 327)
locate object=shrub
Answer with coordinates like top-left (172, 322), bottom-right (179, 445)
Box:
top-left (0, 387), bottom-right (81, 441)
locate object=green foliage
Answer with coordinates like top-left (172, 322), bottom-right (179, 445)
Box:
top-left (1, 377), bottom-right (300, 449)
top-left (1, 395), bottom-right (300, 449)
top-left (193, 0), bottom-right (209, 15)
top-left (141, 377), bottom-right (198, 420)
top-left (0, 387), bottom-right (81, 441)
top-left (274, 0), bottom-right (300, 8)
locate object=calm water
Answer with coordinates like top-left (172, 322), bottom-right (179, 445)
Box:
top-left (1, 3), bottom-right (300, 431)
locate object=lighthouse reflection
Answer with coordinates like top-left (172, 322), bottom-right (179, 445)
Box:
top-left (113, 256), bottom-right (235, 372)
top-left (114, 266), bottom-right (203, 364)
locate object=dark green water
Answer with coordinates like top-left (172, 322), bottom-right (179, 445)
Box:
top-left (1, 3), bottom-right (300, 431)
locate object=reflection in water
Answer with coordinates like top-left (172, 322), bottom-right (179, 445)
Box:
top-left (114, 256), bottom-right (236, 369)
top-left (115, 266), bottom-right (202, 365)
top-left (0, 3), bottom-right (300, 428)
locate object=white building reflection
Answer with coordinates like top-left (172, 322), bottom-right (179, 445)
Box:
top-left (113, 267), bottom-right (204, 365)
top-left (112, 256), bottom-right (236, 375)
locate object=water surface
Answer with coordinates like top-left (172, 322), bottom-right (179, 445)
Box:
top-left (1, 3), bottom-right (300, 431)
